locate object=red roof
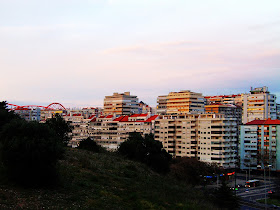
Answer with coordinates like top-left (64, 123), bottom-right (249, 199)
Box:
top-left (246, 119), bottom-right (280, 125)
top-left (73, 113), bottom-right (82, 116)
top-left (106, 115), bottom-right (113, 118)
top-left (130, 114), bottom-right (148, 117)
top-left (113, 115), bottom-right (157, 123)
top-left (145, 115), bottom-right (158, 122)
top-left (113, 116), bottom-right (129, 122)
top-left (88, 115), bottom-right (96, 119)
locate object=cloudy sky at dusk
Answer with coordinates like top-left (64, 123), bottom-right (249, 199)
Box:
top-left (1, 0), bottom-right (280, 108)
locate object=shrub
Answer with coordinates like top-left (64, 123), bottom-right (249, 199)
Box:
top-left (118, 133), bottom-right (172, 173)
top-left (0, 120), bottom-right (64, 186)
top-left (78, 137), bottom-right (104, 153)
top-left (170, 157), bottom-right (224, 185)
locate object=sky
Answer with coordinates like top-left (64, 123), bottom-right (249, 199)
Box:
top-left (0, 0), bottom-right (280, 108)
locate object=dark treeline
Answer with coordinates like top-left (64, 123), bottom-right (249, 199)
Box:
top-left (0, 101), bottom-right (71, 186)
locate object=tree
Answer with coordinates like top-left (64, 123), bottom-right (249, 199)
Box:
top-left (0, 120), bottom-right (64, 186)
top-left (46, 113), bottom-right (72, 146)
top-left (212, 181), bottom-right (239, 209)
top-left (0, 101), bottom-right (21, 130)
top-left (118, 133), bottom-right (172, 173)
top-left (78, 137), bottom-right (104, 153)
top-left (170, 157), bottom-right (224, 186)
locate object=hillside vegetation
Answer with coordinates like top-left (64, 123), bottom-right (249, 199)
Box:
top-left (0, 148), bottom-right (217, 209)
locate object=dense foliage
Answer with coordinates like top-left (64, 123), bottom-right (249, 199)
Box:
top-left (0, 102), bottom-right (69, 186)
top-left (46, 113), bottom-right (72, 146)
top-left (212, 181), bottom-right (239, 209)
top-left (78, 137), bottom-right (104, 153)
top-left (118, 132), bottom-right (172, 173)
top-left (170, 157), bottom-right (224, 185)
top-left (0, 120), bottom-right (64, 186)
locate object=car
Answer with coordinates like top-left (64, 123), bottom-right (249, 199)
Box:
top-left (245, 189), bottom-right (249, 193)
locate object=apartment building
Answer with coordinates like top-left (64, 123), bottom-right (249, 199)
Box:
top-left (103, 92), bottom-right (139, 116)
top-left (14, 107), bottom-right (41, 121)
top-left (154, 114), bottom-right (238, 169)
top-left (277, 104), bottom-right (280, 120)
top-left (88, 114), bottom-right (158, 150)
top-left (239, 119), bottom-right (280, 171)
top-left (205, 104), bottom-right (242, 125)
top-left (166, 90), bottom-right (205, 114)
top-left (156, 95), bottom-right (168, 114)
top-left (242, 86), bottom-right (277, 124)
top-left (205, 94), bottom-right (242, 106)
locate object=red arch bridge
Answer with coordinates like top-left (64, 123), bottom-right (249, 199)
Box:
top-left (7, 102), bottom-right (66, 110)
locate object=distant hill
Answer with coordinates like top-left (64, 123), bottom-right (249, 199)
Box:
top-left (0, 148), bottom-right (217, 209)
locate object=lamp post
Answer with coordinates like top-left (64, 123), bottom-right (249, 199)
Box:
top-left (258, 164), bottom-right (267, 209)
top-left (268, 165), bottom-right (272, 191)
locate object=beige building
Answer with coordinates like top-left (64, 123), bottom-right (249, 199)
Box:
top-left (165, 90), bottom-right (205, 114)
top-left (156, 95), bottom-right (168, 115)
top-left (88, 114), bottom-right (158, 150)
top-left (242, 86), bottom-right (277, 124)
top-left (104, 92), bottom-right (139, 116)
top-left (154, 114), bottom-right (238, 169)
top-left (205, 94), bottom-right (242, 106)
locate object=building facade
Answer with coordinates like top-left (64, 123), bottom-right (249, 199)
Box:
top-left (205, 94), bottom-right (242, 106)
top-left (242, 86), bottom-right (277, 124)
top-left (66, 113), bottom-right (158, 150)
top-left (239, 119), bottom-right (280, 171)
top-left (103, 92), bottom-right (139, 116)
top-left (166, 90), bottom-right (205, 115)
top-left (156, 95), bottom-right (168, 115)
top-left (154, 114), bottom-right (238, 169)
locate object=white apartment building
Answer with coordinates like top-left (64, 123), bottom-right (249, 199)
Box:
top-left (87, 114), bottom-right (158, 150)
top-left (242, 86), bottom-right (277, 124)
top-left (154, 114), bottom-right (238, 169)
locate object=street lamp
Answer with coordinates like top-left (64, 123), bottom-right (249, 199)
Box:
top-left (268, 165), bottom-right (272, 191)
top-left (257, 164), bottom-right (267, 209)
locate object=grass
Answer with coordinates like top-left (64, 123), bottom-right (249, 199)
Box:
top-left (257, 198), bottom-right (280, 206)
top-left (0, 148), bottom-right (217, 209)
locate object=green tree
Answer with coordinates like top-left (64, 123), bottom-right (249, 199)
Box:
top-left (0, 120), bottom-right (64, 186)
top-left (0, 101), bottom-right (21, 130)
top-left (118, 133), bottom-right (172, 173)
top-left (170, 157), bottom-right (224, 185)
top-left (213, 181), bottom-right (239, 209)
top-left (46, 113), bottom-right (72, 146)
top-left (78, 137), bottom-right (104, 153)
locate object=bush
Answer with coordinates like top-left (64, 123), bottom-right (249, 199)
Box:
top-left (118, 133), bottom-right (172, 173)
top-left (170, 157), bottom-right (224, 185)
top-left (78, 137), bottom-right (104, 153)
top-left (0, 120), bottom-right (64, 186)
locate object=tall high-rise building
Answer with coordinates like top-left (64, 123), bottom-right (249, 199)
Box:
top-left (154, 113), bottom-right (238, 169)
top-left (242, 86), bottom-right (277, 124)
top-left (165, 90), bottom-right (205, 115)
top-left (103, 92), bottom-right (139, 116)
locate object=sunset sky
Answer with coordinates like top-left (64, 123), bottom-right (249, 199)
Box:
top-left (1, 0), bottom-right (280, 107)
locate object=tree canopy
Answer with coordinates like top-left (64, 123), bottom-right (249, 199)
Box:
top-left (46, 113), bottom-right (72, 146)
top-left (118, 133), bottom-right (172, 173)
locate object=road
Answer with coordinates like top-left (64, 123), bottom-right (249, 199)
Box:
top-left (234, 173), bottom-right (280, 209)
